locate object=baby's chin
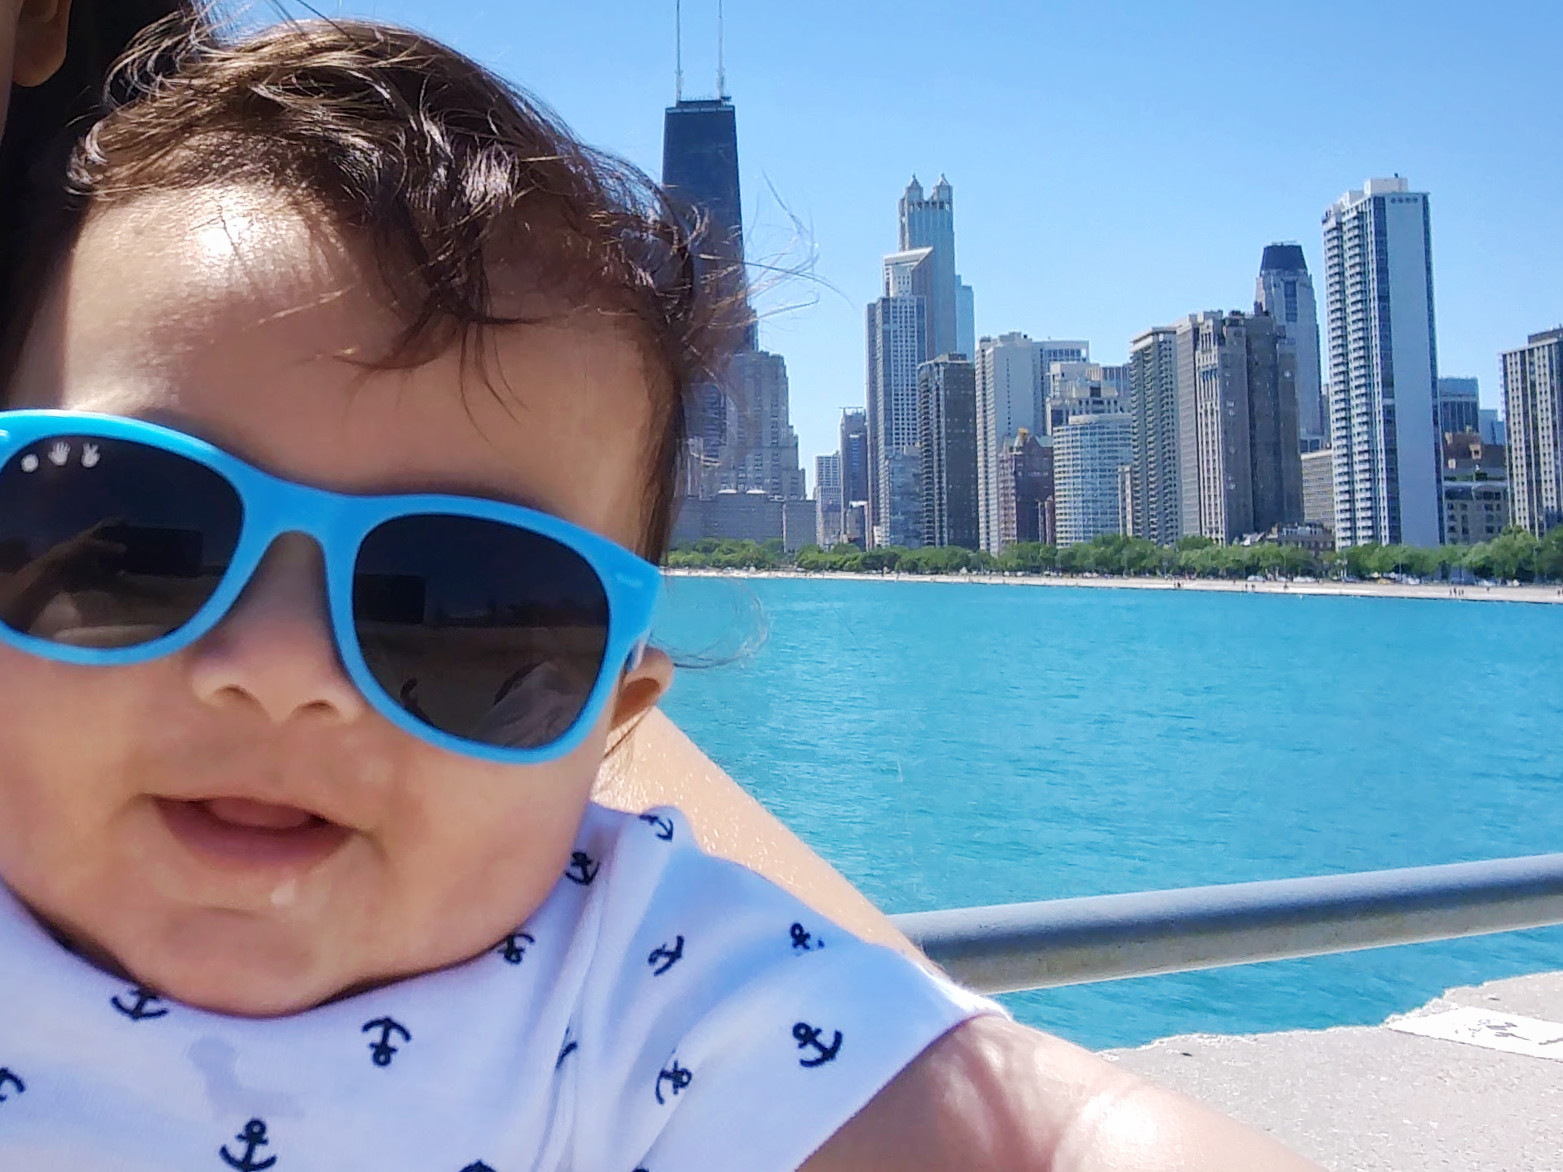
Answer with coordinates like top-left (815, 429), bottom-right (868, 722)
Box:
top-left (95, 909), bottom-right (476, 1018)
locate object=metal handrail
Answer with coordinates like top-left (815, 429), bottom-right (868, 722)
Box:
top-left (888, 853), bottom-right (1563, 994)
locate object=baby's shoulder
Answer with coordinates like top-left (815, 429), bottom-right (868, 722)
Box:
top-left (558, 804), bottom-right (996, 1170)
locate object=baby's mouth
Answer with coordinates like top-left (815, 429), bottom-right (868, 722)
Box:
top-left (155, 796), bottom-right (352, 870)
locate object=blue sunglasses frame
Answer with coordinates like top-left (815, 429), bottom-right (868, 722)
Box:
top-left (0, 410), bottom-right (663, 765)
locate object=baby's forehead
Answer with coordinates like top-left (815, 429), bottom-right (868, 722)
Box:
top-left (17, 186), bottom-right (660, 550)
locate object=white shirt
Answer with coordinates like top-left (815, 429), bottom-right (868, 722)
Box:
top-left (0, 804), bottom-right (995, 1171)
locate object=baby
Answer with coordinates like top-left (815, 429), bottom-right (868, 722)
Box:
top-left (0, 15), bottom-right (1319, 1172)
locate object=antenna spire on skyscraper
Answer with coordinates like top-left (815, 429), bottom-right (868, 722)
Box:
top-left (717, 0), bottom-right (728, 99)
top-left (674, 0), bottom-right (683, 101)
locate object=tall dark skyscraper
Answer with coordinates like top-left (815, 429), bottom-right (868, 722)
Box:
top-left (662, 97), bottom-right (756, 351)
top-left (663, 97), bottom-right (749, 479)
top-left (658, 24), bottom-right (804, 515)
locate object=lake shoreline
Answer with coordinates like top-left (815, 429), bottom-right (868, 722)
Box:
top-left (664, 567), bottom-right (1563, 605)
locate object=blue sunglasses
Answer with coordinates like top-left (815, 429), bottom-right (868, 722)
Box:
top-left (0, 410), bottom-right (662, 764)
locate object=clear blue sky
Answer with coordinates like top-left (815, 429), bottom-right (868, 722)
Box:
top-left (283, 0), bottom-right (1562, 482)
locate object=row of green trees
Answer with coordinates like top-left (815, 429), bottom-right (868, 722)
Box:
top-left (666, 526), bottom-right (1563, 584)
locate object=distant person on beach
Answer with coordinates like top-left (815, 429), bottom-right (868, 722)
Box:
top-left (0, 11), bottom-right (1322, 1169)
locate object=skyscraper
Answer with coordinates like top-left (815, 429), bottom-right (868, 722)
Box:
top-left (1044, 355), bottom-right (1117, 435)
top-left (662, 96), bottom-right (753, 348)
top-left (1128, 325), bottom-right (1181, 544)
top-left (997, 429), bottom-right (1054, 548)
top-left (661, 63), bottom-right (805, 520)
top-left (918, 355), bottom-right (980, 549)
top-left (866, 291), bottom-right (927, 547)
top-left (815, 453), bottom-right (842, 547)
top-left (1436, 377), bottom-right (1481, 438)
top-left (1501, 327), bottom-right (1563, 536)
top-left (1255, 244), bottom-right (1325, 443)
top-left (722, 349), bottom-right (805, 500)
top-left (1323, 177), bottom-right (1441, 548)
top-left (839, 408), bottom-right (870, 509)
top-left (898, 176), bottom-right (966, 359)
top-left (865, 178), bottom-right (971, 548)
top-left (1175, 311), bottom-right (1303, 543)
top-left (974, 333), bottom-right (1046, 553)
top-left (1055, 412), bottom-right (1133, 546)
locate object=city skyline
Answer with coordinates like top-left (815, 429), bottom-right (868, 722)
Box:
top-left (281, 1), bottom-right (1560, 475)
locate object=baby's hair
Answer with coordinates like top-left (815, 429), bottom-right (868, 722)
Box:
top-left (13, 13), bottom-right (742, 559)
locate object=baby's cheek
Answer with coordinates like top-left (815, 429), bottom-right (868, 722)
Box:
top-left (380, 747), bottom-right (599, 967)
top-left (0, 654), bottom-right (159, 887)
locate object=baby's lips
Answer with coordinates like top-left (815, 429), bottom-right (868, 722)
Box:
top-left (199, 796), bottom-right (322, 831)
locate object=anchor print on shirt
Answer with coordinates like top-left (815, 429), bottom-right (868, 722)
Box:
top-left (0, 1067), bottom-right (23, 1102)
top-left (638, 812), bottom-right (674, 841)
top-left (362, 1017), bottom-right (411, 1067)
top-left (555, 1029), bottom-right (579, 1070)
top-left (459, 1163), bottom-right (496, 1172)
top-left (112, 985), bottom-right (169, 1021)
top-left (564, 850), bottom-right (599, 885)
top-left (219, 1118), bottom-right (277, 1171)
top-left (790, 922), bottom-right (824, 952)
top-left (496, 931), bottom-right (535, 964)
top-left (793, 1022), bottom-right (844, 1068)
top-left (654, 1059), bottom-right (692, 1105)
top-left (647, 935), bottom-right (685, 975)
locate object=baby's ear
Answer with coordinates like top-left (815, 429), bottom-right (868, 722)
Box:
top-left (15, 0), bottom-right (74, 88)
top-left (609, 646), bottom-right (673, 733)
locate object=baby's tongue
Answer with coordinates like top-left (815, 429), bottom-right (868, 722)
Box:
top-left (201, 797), bottom-right (317, 831)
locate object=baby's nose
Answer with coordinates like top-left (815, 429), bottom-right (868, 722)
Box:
top-left (185, 533), bottom-right (368, 727)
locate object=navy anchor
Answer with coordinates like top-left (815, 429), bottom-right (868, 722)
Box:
top-left (460, 1164), bottom-right (496, 1172)
top-left (220, 1119), bottom-right (277, 1171)
top-left (793, 1022), bottom-right (843, 1068)
top-left (638, 812), bottom-right (674, 841)
top-left (112, 985), bottom-right (169, 1021)
top-left (647, 935), bottom-right (685, 976)
top-left (497, 931), bottom-right (535, 964)
top-left (555, 1033), bottom-right (579, 1070)
top-left (0, 1067), bottom-right (23, 1102)
top-left (564, 851), bottom-right (599, 885)
top-left (654, 1059), bottom-right (692, 1105)
top-left (362, 1017), bottom-right (411, 1067)
top-left (790, 922), bottom-right (823, 952)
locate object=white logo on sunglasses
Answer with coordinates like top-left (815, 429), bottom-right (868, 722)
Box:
top-left (81, 444), bottom-right (100, 469)
top-left (47, 441), bottom-right (70, 467)
top-left (19, 454), bottom-right (39, 473)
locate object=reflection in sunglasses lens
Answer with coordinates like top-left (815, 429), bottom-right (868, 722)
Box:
top-left (353, 514), bottom-right (610, 750)
top-left (0, 437), bottom-right (241, 648)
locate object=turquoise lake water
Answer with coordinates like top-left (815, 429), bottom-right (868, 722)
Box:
top-left (654, 576), bottom-right (1563, 1051)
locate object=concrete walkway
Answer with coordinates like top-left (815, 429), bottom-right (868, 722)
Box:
top-left (1104, 971), bottom-right (1563, 1171)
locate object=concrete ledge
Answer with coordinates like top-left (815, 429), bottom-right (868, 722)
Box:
top-left (1103, 971), bottom-right (1563, 1171)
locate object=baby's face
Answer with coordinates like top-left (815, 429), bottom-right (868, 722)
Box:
top-left (0, 186), bottom-right (670, 1015)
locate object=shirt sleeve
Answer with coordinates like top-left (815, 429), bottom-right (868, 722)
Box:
top-left (567, 806), bottom-right (1001, 1172)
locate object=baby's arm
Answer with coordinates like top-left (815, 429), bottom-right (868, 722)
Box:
top-left (595, 707), bottom-right (928, 964)
top-left (804, 1015), bottom-right (1324, 1171)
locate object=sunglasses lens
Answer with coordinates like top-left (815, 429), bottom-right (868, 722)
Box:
top-left (353, 514), bottom-right (611, 752)
top-left (0, 436), bottom-right (242, 649)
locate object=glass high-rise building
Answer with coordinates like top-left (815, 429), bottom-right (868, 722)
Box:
top-left (918, 355), bottom-right (980, 549)
top-left (1055, 412), bottom-right (1133, 546)
top-left (662, 96), bottom-right (753, 348)
top-left (1322, 177), bottom-right (1441, 548)
top-left (1255, 243), bottom-right (1325, 444)
top-left (1436, 377), bottom-right (1481, 437)
top-left (662, 89), bottom-right (805, 515)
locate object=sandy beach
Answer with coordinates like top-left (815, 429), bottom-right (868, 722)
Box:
top-left (666, 567), bottom-right (1563, 605)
